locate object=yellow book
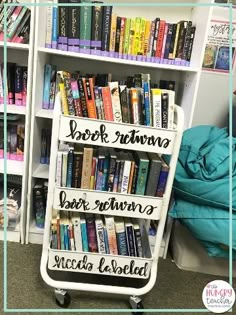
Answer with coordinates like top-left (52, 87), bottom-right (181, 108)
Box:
top-left (128, 18), bottom-right (135, 56)
top-left (172, 23), bottom-right (180, 59)
top-left (59, 82), bottom-right (69, 115)
top-left (123, 18), bottom-right (131, 55)
top-left (119, 17), bottom-right (126, 55)
top-left (143, 20), bottom-right (151, 56)
top-left (138, 18), bottom-right (146, 56)
top-left (109, 13), bottom-right (117, 54)
top-left (133, 17), bottom-right (141, 56)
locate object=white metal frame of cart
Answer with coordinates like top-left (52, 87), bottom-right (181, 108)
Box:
top-left (0, 0), bottom-right (35, 243)
top-left (40, 94), bottom-right (184, 309)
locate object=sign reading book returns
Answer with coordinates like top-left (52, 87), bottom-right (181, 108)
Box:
top-left (59, 116), bottom-right (176, 155)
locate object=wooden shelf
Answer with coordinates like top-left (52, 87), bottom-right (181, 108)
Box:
top-left (38, 47), bottom-right (199, 73)
top-left (0, 104), bottom-right (26, 115)
top-left (0, 159), bottom-right (24, 176)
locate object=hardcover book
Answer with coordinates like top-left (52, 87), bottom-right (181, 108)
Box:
top-left (101, 6), bottom-right (112, 55)
top-left (58, 0), bottom-right (69, 51)
top-left (68, 0), bottom-right (80, 52)
top-left (145, 152), bottom-right (162, 196)
top-left (115, 217), bottom-right (128, 256)
top-left (80, 0), bottom-right (92, 53)
top-left (91, 4), bottom-right (103, 54)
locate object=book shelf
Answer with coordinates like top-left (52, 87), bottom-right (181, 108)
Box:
top-left (26, 0), bottom-right (213, 250)
top-left (0, 0), bottom-right (35, 243)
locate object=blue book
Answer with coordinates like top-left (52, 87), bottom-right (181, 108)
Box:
top-left (80, 214), bottom-right (89, 252)
top-left (60, 223), bottom-right (65, 250)
top-left (156, 161), bottom-right (169, 198)
top-left (42, 64), bottom-right (52, 109)
top-left (64, 225), bottom-right (69, 250)
top-left (101, 151), bottom-right (110, 191)
top-left (104, 227), bottom-right (110, 254)
top-left (95, 150), bottom-right (105, 191)
top-left (115, 218), bottom-right (128, 256)
top-left (143, 82), bottom-right (151, 126)
top-left (66, 148), bottom-right (74, 187)
top-left (51, 3), bottom-right (58, 49)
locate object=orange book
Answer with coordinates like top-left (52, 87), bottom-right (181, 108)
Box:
top-left (101, 86), bottom-right (114, 121)
top-left (155, 20), bottom-right (166, 58)
top-left (119, 17), bottom-right (126, 56)
top-left (82, 78), bottom-right (97, 119)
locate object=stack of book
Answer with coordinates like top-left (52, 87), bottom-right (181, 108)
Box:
top-left (0, 120), bottom-right (25, 161)
top-left (51, 210), bottom-right (150, 257)
top-left (0, 63), bottom-right (28, 106)
top-left (40, 128), bottom-right (52, 165)
top-left (0, 0), bottom-right (31, 43)
top-left (56, 145), bottom-right (169, 198)
top-left (45, 1), bottom-right (195, 66)
top-left (43, 67), bottom-right (175, 129)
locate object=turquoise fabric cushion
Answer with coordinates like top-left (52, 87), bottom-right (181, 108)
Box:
top-left (167, 125), bottom-right (236, 210)
top-left (169, 198), bottom-right (236, 259)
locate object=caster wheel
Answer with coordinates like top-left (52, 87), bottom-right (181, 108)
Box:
top-left (55, 290), bottom-right (71, 308)
top-left (132, 301), bottom-right (144, 315)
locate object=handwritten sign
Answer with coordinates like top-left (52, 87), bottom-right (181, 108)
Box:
top-left (59, 116), bottom-right (176, 155)
top-left (48, 250), bottom-right (152, 279)
top-left (53, 187), bottom-right (163, 220)
top-left (202, 19), bottom-right (236, 72)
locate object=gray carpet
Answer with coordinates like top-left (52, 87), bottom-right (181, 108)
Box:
top-left (0, 242), bottom-right (230, 314)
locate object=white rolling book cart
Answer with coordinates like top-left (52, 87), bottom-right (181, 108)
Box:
top-left (40, 92), bottom-right (184, 312)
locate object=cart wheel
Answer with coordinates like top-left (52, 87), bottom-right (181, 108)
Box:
top-left (129, 296), bottom-right (144, 315)
top-left (55, 289), bottom-right (71, 308)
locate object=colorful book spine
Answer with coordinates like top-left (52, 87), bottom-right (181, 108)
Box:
top-left (86, 214), bottom-right (98, 252)
top-left (72, 215), bottom-right (83, 251)
top-left (94, 86), bottom-right (104, 120)
top-left (155, 20), bottom-right (166, 58)
top-left (102, 86), bottom-right (113, 121)
top-left (101, 152), bottom-right (110, 191)
top-left (80, 0), bottom-right (92, 53)
top-left (123, 17), bottom-right (130, 57)
top-left (72, 150), bottom-right (83, 188)
top-left (133, 17), bottom-right (141, 56)
top-left (186, 26), bottom-right (196, 64)
top-left (107, 150), bottom-right (117, 192)
top-left (77, 77), bottom-right (88, 117)
top-left (143, 20), bottom-right (151, 57)
top-left (152, 18), bottom-right (160, 57)
top-left (164, 23), bottom-right (173, 61)
top-left (112, 160), bottom-right (121, 193)
top-left (156, 161), bottom-right (169, 197)
top-left (128, 18), bottom-right (135, 58)
top-left (7, 7), bottom-right (28, 40)
top-left (66, 147), bottom-right (74, 187)
top-left (70, 79), bottom-right (83, 116)
top-left (91, 4), bottom-right (103, 55)
top-left (51, 0), bottom-right (58, 49)
top-left (125, 219), bottom-right (136, 256)
top-left (121, 158), bottom-right (131, 194)
top-left (59, 82), bottom-right (69, 115)
top-left (80, 213), bottom-right (89, 252)
top-left (119, 17), bottom-right (126, 58)
top-left (90, 156), bottom-right (97, 190)
top-left (133, 221), bottom-right (143, 257)
top-left (42, 64), bottom-right (52, 109)
top-left (175, 20), bottom-right (188, 63)
top-left (58, 0), bottom-right (69, 51)
top-left (108, 81), bottom-right (122, 123)
top-left (135, 152), bottom-right (149, 195)
top-left (161, 92), bottom-right (168, 129)
top-left (119, 85), bottom-right (130, 124)
top-left (161, 23), bottom-right (168, 62)
top-left (49, 65), bottom-right (57, 109)
top-left (56, 151), bottom-right (63, 186)
top-left (130, 88), bottom-right (140, 125)
top-left (115, 217), bottom-right (128, 256)
top-left (114, 16), bottom-right (121, 58)
top-left (83, 77), bottom-right (97, 118)
top-left (143, 81), bottom-right (151, 126)
top-left (109, 13), bottom-right (117, 57)
top-left (105, 216), bottom-right (118, 255)
top-left (182, 21), bottom-right (193, 62)
top-left (61, 151), bottom-right (68, 187)
top-left (146, 152), bottom-right (162, 196)
top-left (15, 66), bottom-right (23, 106)
top-left (95, 150), bottom-right (105, 191)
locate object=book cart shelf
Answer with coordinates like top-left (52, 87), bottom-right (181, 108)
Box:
top-left (0, 0), bottom-right (35, 243)
top-left (40, 93), bottom-right (184, 310)
top-left (26, 0), bottom-right (213, 251)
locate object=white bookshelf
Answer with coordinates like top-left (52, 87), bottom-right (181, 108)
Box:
top-left (26, 0), bottom-right (213, 253)
top-left (0, 0), bottom-right (35, 243)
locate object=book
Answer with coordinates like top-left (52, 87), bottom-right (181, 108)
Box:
top-left (156, 157), bottom-right (170, 197)
top-left (91, 3), bottom-right (103, 54)
top-left (58, 0), bottom-right (69, 51)
top-left (86, 213), bottom-right (98, 252)
top-left (105, 216), bottom-right (118, 255)
top-left (109, 13), bottom-right (117, 57)
top-left (81, 147), bottom-right (93, 189)
top-left (101, 6), bottom-right (112, 55)
top-left (145, 152), bottom-right (162, 196)
top-left (45, 0), bottom-right (53, 48)
top-left (108, 81), bottom-right (122, 123)
top-left (101, 86), bottom-right (113, 121)
top-left (72, 213), bottom-right (83, 251)
top-left (161, 92), bottom-right (168, 129)
top-left (151, 89), bottom-right (162, 128)
top-left (66, 147), bottom-right (74, 187)
top-left (42, 63), bottom-right (52, 108)
top-left (119, 85), bottom-right (131, 124)
top-left (72, 149), bottom-right (83, 188)
top-left (133, 220), bottom-right (143, 257)
top-left (61, 151), bottom-right (68, 187)
top-left (125, 218), bottom-right (136, 256)
top-left (95, 215), bottom-right (106, 254)
top-left (115, 217), bottom-right (128, 256)
top-left (80, 0), bottom-right (92, 53)
top-left (68, 0), bottom-right (80, 52)
top-left (56, 151), bottom-right (63, 186)
top-left (83, 77), bottom-right (97, 118)
top-left (107, 149), bottom-right (117, 192)
top-left (80, 213), bottom-right (89, 252)
top-left (135, 151), bottom-right (149, 196)
top-left (15, 65), bottom-right (23, 106)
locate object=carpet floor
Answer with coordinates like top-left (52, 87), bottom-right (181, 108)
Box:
top-left (0, 242), bottom-right (233, 315)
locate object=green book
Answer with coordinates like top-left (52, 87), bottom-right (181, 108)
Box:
top-left (123, 18), bottom-right (131, 56)
top-left (80, 0), bottom-right (92, 53)
top-left (135, 151), bottom-right (149, 195)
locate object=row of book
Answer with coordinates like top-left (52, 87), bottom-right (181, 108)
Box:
top-left (51, 211), bottom-right (150, 258)
top-left (33, 180), bottom-right (48, 228)
top-left (0, 121), bottom-right (24, 160)
top-left (43, 67), bottom-right (175, 129)
top-left (0, 62), bottom-right (28, 106)
top-left (56, 145), bottom-right (169, 198)
top-left (0, 0), bottom-right (31, 44)
top-left (40, 128), bottom-right (52, 165)
top-left (45, 1), bottom-right (196, 66)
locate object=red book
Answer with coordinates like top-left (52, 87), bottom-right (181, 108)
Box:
top-left (101, 86), bottom-right (114, 121)
top-left (82, 78), bottom-right (97, 119)
top-left (155, 20), bottom-right (166, 58)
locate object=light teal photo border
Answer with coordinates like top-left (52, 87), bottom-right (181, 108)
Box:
top-left (3, 1), bottom-right (234, 313)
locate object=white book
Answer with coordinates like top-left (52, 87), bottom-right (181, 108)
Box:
top-left (56, 151), bottom-right (62, 186)
top-left (95, 215), bottom-right (106, 254)
top-left (108, 81), bottom-right (122, 123)
top-left (151, 89), bottom-right (162, 128)
top-left (61, 151), bottom-right (68, 187)
top-left (105, 216), bottom-right (118, 255)
top-left (120, 153), bottom-right (131, 194)
top-left (72, 214), bottom-right (83, 252)
top-left (45, 0), bottom-right (53, 48)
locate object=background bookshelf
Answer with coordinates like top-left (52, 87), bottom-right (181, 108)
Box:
top-left (0, 0), bottom-right (35, 243)
top-left (25, 0), bottom-right (212, 252)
